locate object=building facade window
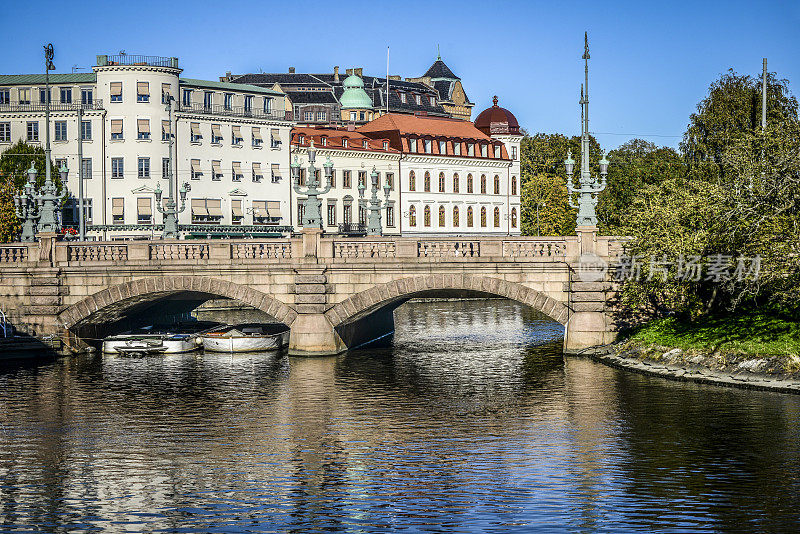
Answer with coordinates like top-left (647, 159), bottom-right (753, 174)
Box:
top-left (316, 111), bottom-right (326, 122)
top-left (81, 120), bottom-right (91, 140)
top-left (454, 142), bottom-right (461, 156)
top-left (386, 204), bottom-right (395, 227)
top-left (232, 162), bottom-right (244, 182)
top-left (424, 171), bottom-right (431, 192)
top-left (112, 198), bottom-right (124, 224)
top-left (453, 206), bottom-right (459, 227)
top-left (111, 158), bottom-right (123, 179)
top-left (252, 162), bottom-right (263, 182)
top-left (0, 89), bottom-right (10, 105)
top-left (358, 171), bottom-right (367, 189)
top-left (511, 207), bottom-right (518, 228)
top-left (137, 119), bottom-right (150, 140)
top-left (39, 88), bottom-right (50, 104)
top-left (0, 123), bottom-right (10, 143)
top-left (438, 172), bottom-right (445, 192)
top-left (467, 174), bottom-right (473, 193)
top-left (408, 170), bottom-right (415, 191)
top-left (494, 175), bottom-right (500, 195)
top-left (244, 95), bottom-right (253, 112)
top-left (109, 82), bottom-right (122, 102)
top-left (224, 93), bottom-right (233, 110)
top-left (343, 203), bottom-right (352, 224)
top-left (182, 89), bottom-right (192, 106)
top-left (409, 138), bottom-right (417, 152)
top-left (18, 88), bottom-right (31, 105)
top-left (137, 197), bottom-right (152, 224)
top-left (203, 92), bottom-right (213, 110)
top-left (343, 170), bottom-right (352, 188)
top-left (480, 174), bottom-right (487, 194)
top-left (162, 158), bottom-right (170, 180)
top-left (211, 124), bottom-right (223, 144)
top-left (480, 206), bottom-right (487, 227)
top-left (162, 120), bottom-right (170, 141)
top-left (138, 157), bottom-right (150, 179)
top-left (263, 97), bottom-right (272, 113)
top-left (511, 176), bottom-right (517, 195)
top-left (453, 173), bottom-right (459, 193)
top-left (424, 205), bottom-right (431, 227)
top-left (110, 119), bottom-right (123, 140)
top-left (359, 206), bottom-right (367, 226)
top-left (81, 158), bottom-right (92, 180)
top-left (494, 207), bottom-right (500, 227)
top-left (438, 140), bottom-right (446, 154)
top-left (438, 205), bottom-right (445, 227)
top-left (304, 111), bottom-right (314, 122)
top-left (26, 121), bottom-right (38, 141)
top-left (424, 139), bottom-right (432, 153)
top-left (386, 173), bottom-right (394, 190)
top-left (211, 161), bottom-right (222, 181)
top-left (327, 203), bottom-right (337, 226)
top-left (467, 206), bottom-right (474, 227)
top-left (191, 159), bottom-right (203, 180)
top-left (161, 84), bottom-right (170, 104)
top-left (408, 205), bottom-right (416, 226)
top-left (271, 129), bottom-right (281, 148)
top-left (511, 146), bottom-right (518, 160)
top-left (190, 122), bottom-right (202, 143)
top-left (232, 126), bottom-right (243, 145)
top-left (136, 82), bottom-right (149, 103)
top-left (54, 121), bottom-right (67, 141)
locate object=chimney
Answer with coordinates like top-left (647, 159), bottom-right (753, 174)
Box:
top-left (346, 68), bottom-right (354, 76)
top-left (333, 66), bottom-right (340, 83)
top-left (388, 75), bottom-right (401, 81)
top-left (289, 67), bottom-right (295, 74)
top-left (225, 71), bottom-right (231, 80)
top-left (354, 67), bottom-right (363, 77)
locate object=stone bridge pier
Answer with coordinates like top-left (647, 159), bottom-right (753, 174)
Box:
top-left (0, 229), bottom-right (623, 356)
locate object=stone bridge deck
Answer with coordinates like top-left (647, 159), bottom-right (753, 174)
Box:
top-left (0, 230), bottom-right (623, 355)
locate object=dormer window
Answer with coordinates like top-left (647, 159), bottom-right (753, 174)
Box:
top-left (438, 140), bottom-right (446, 154)
top-left (342, 138), bottom-right (348, 148)
top-left (383, 141), bottom-right (388, 150)
top-left (424, 139), bottom-right (432, 153)
top-left (415, 94), bottom-right (421, 105)
top-left (430, 96), bottom-right (436, 106)
top-left (481, 144), bottom-right (488, 158)
top-left (321, 136), bottom-right (327, 147)
top-left (454, 142), bottom-right (462, 156)
top-left (299, 135), bottom-right (305, 144)
top-left (363, 140), bottom-right (368, 149)
top-left (409, 138), bottom-right (417, 152)
top-left (494, 145), bottom-right (501, 158)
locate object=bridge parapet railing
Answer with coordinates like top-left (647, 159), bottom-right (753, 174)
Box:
top-left (417, 240), bottom-right (481, 258)
top-left (232, 241), bottom-right (292, 260)
top-left (67, 243), bottom-right (129, 263)
top-left (334, 241), bottom-right (397, 258)
top-left (0, 245), bottom-right (32, 265)
top-left (502, 239), bottom-right (567, 258)
top-left (150, 243), bottom-right (210, 261)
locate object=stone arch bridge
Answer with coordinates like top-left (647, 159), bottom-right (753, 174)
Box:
top-left (0, 230), bottom-right (623, 355)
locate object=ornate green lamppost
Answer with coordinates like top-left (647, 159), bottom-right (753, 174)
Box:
top-left (357, 166), bottom-right (391, 236)
top-left (564, 33), bottom-right (609, 227)
top-left (155, 95), bottom-right (189, 238)
top-left (13, 164), bottom-right (40, 241)
top-left (291, 140), bottom-right (333, 229)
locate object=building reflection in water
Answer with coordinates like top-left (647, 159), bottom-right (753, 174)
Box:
top-left (1, 298), bottom-right (799, 531)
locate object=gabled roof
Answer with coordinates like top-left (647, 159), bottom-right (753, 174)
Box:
top-left (0, 73), bottom-right (97, 85)
top-left (423, 59), bottom-right (458, 80)
top-left (180, 78), bottom-right (282, 96)
top-left (357, 113), bottom-right (491, 141)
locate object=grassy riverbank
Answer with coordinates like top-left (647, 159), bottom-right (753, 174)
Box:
top-left (621, 312), bottom-right (800, 363)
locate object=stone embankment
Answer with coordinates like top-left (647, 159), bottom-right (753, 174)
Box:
top-left (584, 342), bottom-right (800, 395)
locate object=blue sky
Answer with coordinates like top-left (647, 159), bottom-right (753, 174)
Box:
top-left (2, 0), bottom-right (798, 150)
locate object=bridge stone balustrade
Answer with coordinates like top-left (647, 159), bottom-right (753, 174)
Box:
top-left (0, 231), bottom-right (624, 356)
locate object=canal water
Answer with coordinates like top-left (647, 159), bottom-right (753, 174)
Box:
top-left (1, 300), bottom-right (799, 532)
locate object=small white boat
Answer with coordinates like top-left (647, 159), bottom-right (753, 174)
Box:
top-left (200, 323), bottom-right (290, 353)
top-left (102, 322), bottom-right (221, 355)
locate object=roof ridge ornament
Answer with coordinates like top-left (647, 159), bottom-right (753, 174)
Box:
top-left (493, 95), bottom-right (498, 107)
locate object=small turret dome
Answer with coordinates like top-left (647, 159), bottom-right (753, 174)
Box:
top-left (474, 96), bottom-right (520, 135)
top-left (340, 75), bottom-right (373, 109)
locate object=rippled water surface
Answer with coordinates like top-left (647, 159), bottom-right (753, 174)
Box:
top-left (1, 300), bottom-right (799, 532)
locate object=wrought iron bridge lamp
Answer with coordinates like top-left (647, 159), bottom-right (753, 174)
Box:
top-left (14, 162), bottom-right (68, 241)
top-left (291, 140), bottom-right (333, 229)
top-left (358, 166), bottom-right (391, 236)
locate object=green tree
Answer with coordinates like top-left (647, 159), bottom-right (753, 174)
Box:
top-left (520, 174), bottom-right (574, 236)
top-left (598, 139), bottom-right (686, 234)
top-left (0, 141), bottom-right (62, 242)
top-left (681, 68), bottom-right (798, 180)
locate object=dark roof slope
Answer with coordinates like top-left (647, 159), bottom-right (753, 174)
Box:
top-left (423, 59), bottom-right (458, 80)
top-left (284, 90), bottom-right (338, 104)
top-left (231, 73), bottom-right (329, 86)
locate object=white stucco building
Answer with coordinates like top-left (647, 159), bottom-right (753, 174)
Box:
top-left (0, 53), bottom-right (293, 239)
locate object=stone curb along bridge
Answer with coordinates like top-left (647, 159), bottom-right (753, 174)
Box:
top-left (0, 228), bottom-right (623, 355)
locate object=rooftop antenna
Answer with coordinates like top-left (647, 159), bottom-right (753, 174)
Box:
top-left (118, 50), bottom-right (126, 56)
top-left (437, 44), bottom-right (441, 61)
top-left (71, 65), bottom-right (85, 73)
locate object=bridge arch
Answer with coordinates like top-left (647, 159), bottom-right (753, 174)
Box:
top-left (57, 276), bottom-right (297, 330)
top-left (324, 274), bottom-right (569, 328)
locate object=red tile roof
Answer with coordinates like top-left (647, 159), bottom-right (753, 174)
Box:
top-left (357, 113), bottom-right (491, 141)
top-left (290, 126), bottom-right (399, 153)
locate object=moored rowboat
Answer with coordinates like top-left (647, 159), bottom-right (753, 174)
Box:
top-left (200, 323), bottom-right (290, 353)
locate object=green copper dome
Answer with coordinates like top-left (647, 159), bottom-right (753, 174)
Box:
top-left (340, 75), bottom-right (373, 109)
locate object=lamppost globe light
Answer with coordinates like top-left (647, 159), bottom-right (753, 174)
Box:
top-left (59, 163), bottom-right (68, 184)
top-left (564, 149), bottom-right (575, 177)
top-left (154, 184), bottom-right (162, 203)
top-left (599, 151), bottom-right (609, 176)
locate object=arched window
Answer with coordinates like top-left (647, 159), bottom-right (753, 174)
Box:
top-left (424, 205), bottom-right (431, 227)
top-left (480, 174), bottom-right (487, 194)
top-left (438, 172), bottom-right (445, 192)
top-left (480, 206), bottom-right (487, 227)
top-left (467, 207), bottom-right (474, 227)
top-left (424, 171), bottom-right (431, 192)
top-left (453, 206), bottom-right (459, 227)
top-left (453, 173), bottom-right (459, 193)
top-left (467, 173), bottom-right (474, 193)
top-left (409, 170), bottom-right (416, 191)
top-left (438, 205), bottom-right (445, 227)
top-left (494, 206), bottom-right (500, 227)
top-left (511, 176), bottom-right (517, 196)
top-left (409, 204), bottom-right (416, 226)
top-left (511, 207), bottom-right (517, 228)
top-left (494, 175), bottom-right (500, 195)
